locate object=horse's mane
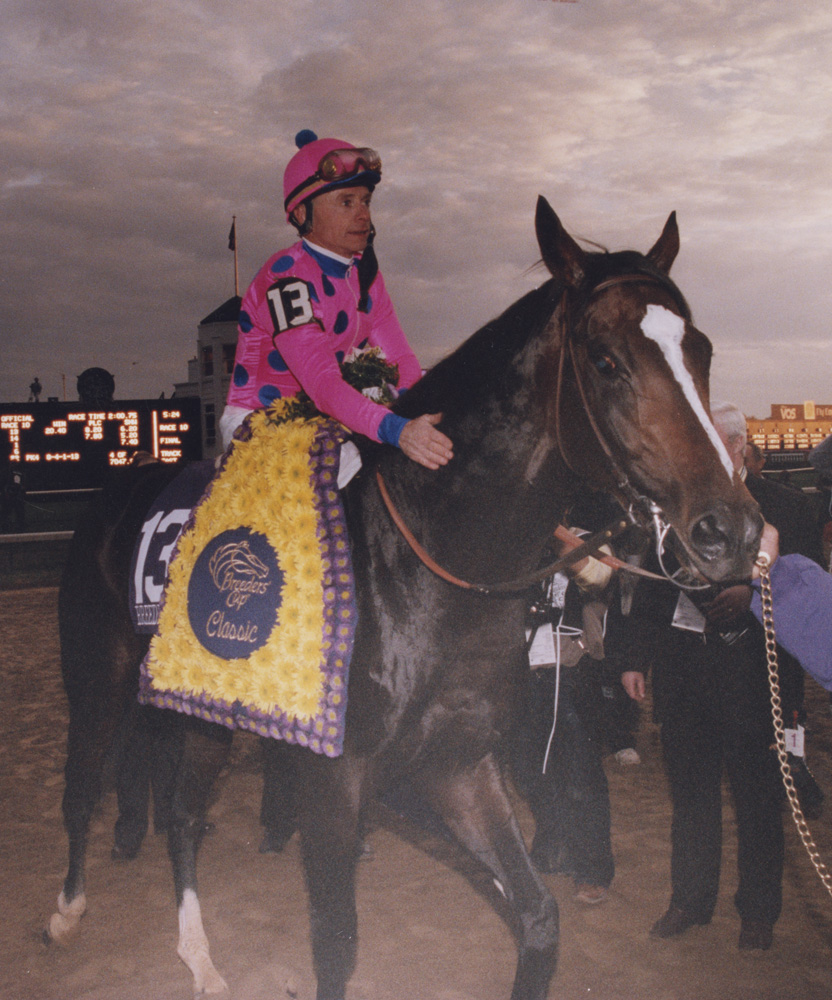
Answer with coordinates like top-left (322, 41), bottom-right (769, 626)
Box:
top-left (395, 279), bottom-right (561, 420)
top-left (395, 248), bottom-right (691, 422)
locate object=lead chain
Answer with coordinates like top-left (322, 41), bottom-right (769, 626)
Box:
top-left (757, 555), bottom-right (832, 899)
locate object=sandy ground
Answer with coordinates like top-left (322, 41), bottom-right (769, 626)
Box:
top-left (2, 586), bottom-right (832, 1000)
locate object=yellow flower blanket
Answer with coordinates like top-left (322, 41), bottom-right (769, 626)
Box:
top-left (137, 405), bottom-right (356, 757)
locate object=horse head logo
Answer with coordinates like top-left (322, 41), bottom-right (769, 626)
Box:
top-left (208, 540), bottom-right (272, 609)
top-left (208, 540), bottom-right (269, 588)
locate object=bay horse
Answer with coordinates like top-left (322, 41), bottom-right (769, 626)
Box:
top-left (47, 198), bottom-right (762, 1000)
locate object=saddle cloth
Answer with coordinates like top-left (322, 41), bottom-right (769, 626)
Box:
top-left (129, 459), bottom-right (217, 633)
top-left (137, 406), bottom-right (357, 757)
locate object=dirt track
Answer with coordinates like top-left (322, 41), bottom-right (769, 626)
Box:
top-left (2, 587), bottom-right (832, 1000)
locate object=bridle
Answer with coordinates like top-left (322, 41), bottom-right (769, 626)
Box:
top-left (376, 271), bottom-right (702, 594)
top-left (554, 273), bottom-right (677, 532)
top-left (553, 272), bottom-right (710, 590)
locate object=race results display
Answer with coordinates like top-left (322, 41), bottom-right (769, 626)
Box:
top-left (0, 398), bottom-right (202, 490)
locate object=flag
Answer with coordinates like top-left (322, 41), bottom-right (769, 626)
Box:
top-left (228, 220), bottom-right (236, 251)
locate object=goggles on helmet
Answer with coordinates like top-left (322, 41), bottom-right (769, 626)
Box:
top-left (284, 147), bottom-right (382, 213)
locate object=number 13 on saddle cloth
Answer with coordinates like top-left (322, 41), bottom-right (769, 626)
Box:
top-left (138, 402), bottom-right (357, 757)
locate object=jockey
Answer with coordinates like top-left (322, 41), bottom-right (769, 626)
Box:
top-left (220, 130), bottom-right (453, 471)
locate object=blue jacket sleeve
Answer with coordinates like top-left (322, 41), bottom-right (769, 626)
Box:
top-left (751, 554), bottom-right (832, 691)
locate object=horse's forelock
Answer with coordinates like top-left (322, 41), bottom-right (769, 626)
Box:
top-left (581, 249), bottom-right (692, 322)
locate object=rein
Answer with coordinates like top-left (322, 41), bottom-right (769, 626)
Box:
top-left (375, 468), bottom-right (631, 595)
top-left (551, 523), bottom-right (666, 582)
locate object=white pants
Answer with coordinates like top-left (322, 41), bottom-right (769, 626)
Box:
top-left (218, 404), bottom-right (361, 489)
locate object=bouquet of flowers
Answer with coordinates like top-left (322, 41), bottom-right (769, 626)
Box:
top-left (266, 346), bottom-right (400, 426)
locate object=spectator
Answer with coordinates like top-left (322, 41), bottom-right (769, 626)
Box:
top-left (618, 403), bottom-right (789, 951)
top-left (710, 402), bottom-right (824, 819)
top-left (744, 442), bottom-right (766, 477)
top-left (514, 573), bottom-right (615, 905)
top-left (1, 463), bottom-right (26, 533)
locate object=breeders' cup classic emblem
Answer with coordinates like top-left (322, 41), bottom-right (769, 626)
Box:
top-left (209, 540), bottom-right (271, 609)
top-left (188, 527), bottom-right (284, 660)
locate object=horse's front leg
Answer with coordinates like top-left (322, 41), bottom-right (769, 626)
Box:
top-left (297, 751), bottom-right (364, 1000)
top-left (167, 717), bottom-right (233, 995)
top-left (425, 752), bottom-right (559, 1000)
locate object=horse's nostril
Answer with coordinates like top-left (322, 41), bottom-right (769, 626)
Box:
top-left (690, 512), bottom-right (730, 561)
top-left (746, 511), bottom-right (764, 553)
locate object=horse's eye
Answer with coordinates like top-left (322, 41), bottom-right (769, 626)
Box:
top-left (592, 353), bottom-right (618, 377)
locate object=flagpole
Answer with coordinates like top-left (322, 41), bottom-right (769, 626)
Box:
top-left (232, 215), bottom-right (239, 297)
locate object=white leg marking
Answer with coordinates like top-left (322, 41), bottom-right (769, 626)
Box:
top-left (47, 889), bottom-right (87, 944)
top-left (177, 888), bottom-right (228, 995)
top-left (640, 304), bottom-right (735, 481)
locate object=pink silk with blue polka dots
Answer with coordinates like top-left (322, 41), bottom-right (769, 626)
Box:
top-left (226, 240), bottom-right (422, 442)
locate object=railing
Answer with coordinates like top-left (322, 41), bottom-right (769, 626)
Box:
top-left (0, 531), bottom-right (74, 544)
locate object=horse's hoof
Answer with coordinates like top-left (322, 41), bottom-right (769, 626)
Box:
top-left (191, 963), bottom-right (228, 995)
top-left (46, 891), bottom-right (86, 945)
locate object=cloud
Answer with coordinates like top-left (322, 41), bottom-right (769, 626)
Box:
top-left (1, 0), bottom-right (830, 415)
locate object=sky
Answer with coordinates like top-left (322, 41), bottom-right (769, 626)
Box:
top-left (2, 0), bottom-right (831, 419)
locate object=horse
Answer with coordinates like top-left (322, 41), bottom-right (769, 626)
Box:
top-left (47, 197), bottom-right (763, 1000)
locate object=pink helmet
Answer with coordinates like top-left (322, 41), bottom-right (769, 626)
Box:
top-left (283, 130), bottom-right (382, 222)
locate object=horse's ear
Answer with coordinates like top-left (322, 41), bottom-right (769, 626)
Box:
top-left (646, 211), bottom-right (680, 274)
top-left (535, 196), bottom-right (586, 288)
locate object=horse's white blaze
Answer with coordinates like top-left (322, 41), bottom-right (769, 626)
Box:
top-left (640, 305), bottom-right (734, 481)
top-left (177, 888), bottom-right (228, 995)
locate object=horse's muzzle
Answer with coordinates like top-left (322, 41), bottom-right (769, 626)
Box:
top-left (688, 502), bottom-right (764, 581)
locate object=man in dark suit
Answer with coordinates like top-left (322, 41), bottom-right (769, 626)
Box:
top-left (619, 401), bottom-right (822, 952)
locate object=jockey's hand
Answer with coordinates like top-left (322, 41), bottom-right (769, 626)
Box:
top-left (399, 413), bottom-right (453, 470)
top-left (621, 671), bottom-right (646, 702)
top-left (752, 521), bottom-right (780, 580)
top-left (704, 584), bottom-right (752, 628)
